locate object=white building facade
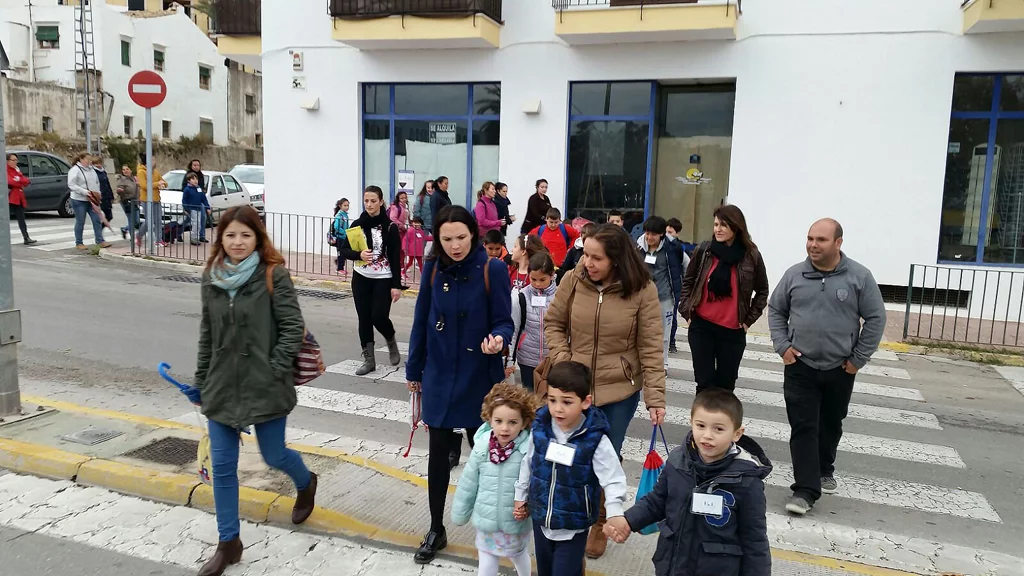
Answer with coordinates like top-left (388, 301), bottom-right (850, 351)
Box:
top-left (0, 0), bottom-right (228, 144)
top-left (248, 0), bottom-right (1024, 302)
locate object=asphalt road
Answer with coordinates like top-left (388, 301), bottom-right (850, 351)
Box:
top-left (6, 214), bottom-right (1024, 572)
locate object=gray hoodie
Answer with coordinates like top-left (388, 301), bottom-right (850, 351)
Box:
top-left (768, 253), bottom-right (885, 370)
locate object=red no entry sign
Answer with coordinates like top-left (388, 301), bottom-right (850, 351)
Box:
top-left (128, 71), bottom-right (167, 109)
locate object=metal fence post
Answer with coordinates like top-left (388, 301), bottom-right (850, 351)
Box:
top-left (903, 264), bottom-right (914, 340)
top-left (0, 73), bottom-right (22, 417)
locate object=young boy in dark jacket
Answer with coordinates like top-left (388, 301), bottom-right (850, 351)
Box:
top-left (605, 389), bottom-right (772, 576)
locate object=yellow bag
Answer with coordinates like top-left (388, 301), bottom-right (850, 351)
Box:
top-left (346, 226), bottom-right (369, 266)
top-left (197, 434), bottom-right (213, 485)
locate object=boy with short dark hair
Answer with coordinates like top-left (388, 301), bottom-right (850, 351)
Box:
top-left (514, 361), bottom-right (628, 576)
top-left (607, 210), bottom-right (624, 228)
top-left (664, 217), bottom-right (689, 353)
top-left (556, 222), bottom-right (594, 285)
top-left (530, 207), bottom-right (579, 265)
top-left (483, 229), bottom-right (512, 266)
top-left (605, 389), bottom-right (772, 576)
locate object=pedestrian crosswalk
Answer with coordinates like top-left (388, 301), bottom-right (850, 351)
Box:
top-left (9, 216), bottom-right (127, 252)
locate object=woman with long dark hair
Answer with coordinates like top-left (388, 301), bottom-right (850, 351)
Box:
top-left (194, 206), bottom-right (315, 576)
top-left (543, 223), bottom-right (666, 559)
top-left (679, 204), bottom-right (769, 394)
top-left (340, 186), bottom-right (403, 375)
top-left (406, 204), bottom-right (514, 564)
top-left (473, 181), bottom-right (503, 236)
top-left (413, 179), bottom-right (435, 234)
top-left (519, 178), bottom-right (551, 235)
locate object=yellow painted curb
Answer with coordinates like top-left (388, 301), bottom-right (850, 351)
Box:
top-left (77, 460), bottom-right (200, 506)
top-left (0, 438), bottom-right (92, 481)
top-left (771, 549), bottom-right (920, 576)
top-left (879, 342), bottom-right (912, 353)
top-left (192, 483), bottom-right (279, 523)
top-left (22, 396), bottom-right (202, 434)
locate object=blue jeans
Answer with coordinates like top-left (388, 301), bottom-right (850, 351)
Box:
top-left (596, 391), bottom-right (641, 457)
top-left (72, 199), bottom-right (104, 246)
top-left (120, 200), bottom-right (139, 236)
top-left (533, 521), bottom-right (587, 576)
top-left (208, 417), bottom-right (312, 542)
top-left (188, 208), bottom-right (207, 241)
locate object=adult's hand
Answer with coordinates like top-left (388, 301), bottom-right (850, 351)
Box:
top-left (390, 288), bottom-right (402, 303)
top-left (782, 347), bottom-right (802, 366)
top-left (407, 381), bottom-right (421, 393)
top-left (359, 249), bottom-right (373, 262)
top-left (740, 323), bottom-right (749, 333)
top-left (649, 407), bottom-right (665, 426)
top-left (481, 334), bottom-right (504, 355)
top-left (842, 359), bottom-right (859, 374)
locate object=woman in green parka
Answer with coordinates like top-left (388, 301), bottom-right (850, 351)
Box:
top-left (192, 206), bottom-right (317, 576)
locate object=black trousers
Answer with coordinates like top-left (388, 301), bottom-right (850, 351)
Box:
top-left (427, 426), bottom-right (478, 531)
top-left (687, 314), bottom-right (747, 394)
top-left (350, 272), bottom-right (396, 347)
top-left (783, 359), bottom-right (856, 503)
top-left (10, 205), bottom-right (29, 242)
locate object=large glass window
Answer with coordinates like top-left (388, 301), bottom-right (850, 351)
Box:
top-left (940, 74), bottom-right (1024, 265)
top-left (566, 82), bottom-right (654, 231)
top-left (362, 84), bottom-right (500, 206)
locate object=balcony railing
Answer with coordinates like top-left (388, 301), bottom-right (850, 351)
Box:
top-left (214, 0), bottom-right (261, 36)
top-left (329, 0), bottom-right (502, 23)
top-left (552, 0), bottom-right (739, 12)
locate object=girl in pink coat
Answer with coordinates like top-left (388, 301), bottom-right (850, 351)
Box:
top-left (403, 216), bottom-right (432, 280)
top-left (389, 191), bottom-right (411, 283)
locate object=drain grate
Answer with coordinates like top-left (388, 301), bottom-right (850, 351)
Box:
top-left (61, 428), bottom-right (124, 446)
top-left (158, 276), bottom-right (351, 301)
top-left (121, 437), bottom-right (199, 467)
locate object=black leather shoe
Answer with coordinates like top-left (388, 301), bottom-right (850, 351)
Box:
top-left (413, 529), bottom-right (447, 564)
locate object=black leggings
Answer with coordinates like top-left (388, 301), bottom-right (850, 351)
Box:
top-left (10, 205), bottom-right (28, 241)
top-left (350, 272), bottom-right (396, 347)
top-left (428, 426), bottom-right (478, 532)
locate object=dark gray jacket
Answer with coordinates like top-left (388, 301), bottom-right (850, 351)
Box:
top-left (767, 253), bottom-right (885, 370)
top-left (639, 239), bottom-right (674, 303)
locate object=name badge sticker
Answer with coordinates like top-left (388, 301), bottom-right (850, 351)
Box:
top-left (544, 442), bottom-right (576, 466)
top-left (531, 295), bottom-right (548, 308)
top-left (645, 254), bottom-right (657, 264)
top-left (691, 492), bottom-right (725, 517)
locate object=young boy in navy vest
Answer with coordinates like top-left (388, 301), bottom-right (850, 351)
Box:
top-left (513, 361), bottom-right (628, 576)
top-left (605, 389), bottom-right (772, 576)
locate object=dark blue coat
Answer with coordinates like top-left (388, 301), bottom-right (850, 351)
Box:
top-left (624, 433), bottom-right (772, 576)
top-left (406, 246), bottom-right (514, 429)
top-left (666, 239), bottom-right (685, 302)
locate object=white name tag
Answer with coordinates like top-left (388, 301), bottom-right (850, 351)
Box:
top-left (691, 492), bottom-right (724, 517)
top-left (531, 295), bottom-right (548, 308)
top-left (645, 254), bottom-right (657, 264)
top-left (544, 442), bottom-right (576, 466)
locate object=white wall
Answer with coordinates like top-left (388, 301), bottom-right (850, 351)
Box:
top-left (259, 0), bottom-right (1024, 290)
top-left (0, 0), bottom-right (227, 144)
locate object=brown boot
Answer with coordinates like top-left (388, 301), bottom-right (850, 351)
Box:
top-left (585, 495), bottom-right (608, 559)
top-left (197, 537), bottom-right (242, 576)
top-left (292, 472), bottom-right (318, 524)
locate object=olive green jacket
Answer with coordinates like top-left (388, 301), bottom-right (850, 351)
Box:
top-left (194, 263), bottom-right (304, 428)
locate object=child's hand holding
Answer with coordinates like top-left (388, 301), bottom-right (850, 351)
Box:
top-left (513, 501), bottom-right (528, 521)
top-left (604, 516), bottom-right (632, 543)
top-left (504, 366), bottom-right (515, 379)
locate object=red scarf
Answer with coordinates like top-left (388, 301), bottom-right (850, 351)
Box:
top-left (488, 432), bottom-right (516, 464)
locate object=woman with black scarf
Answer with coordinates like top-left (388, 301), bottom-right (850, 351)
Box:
top-left (340, 186), bottom-right (404, 375)
top-left (678, 204), bottom-right (769, 394)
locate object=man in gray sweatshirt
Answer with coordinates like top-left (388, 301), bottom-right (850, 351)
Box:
top-left (768, 218), bottom-right (886, 516)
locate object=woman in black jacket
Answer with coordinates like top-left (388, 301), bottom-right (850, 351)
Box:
top-left (519, 178), bottom-right (551, 234)
top-left (494, 181), bottom-right (514, 237)
top-left (341, 186), bottom-right (404, 375)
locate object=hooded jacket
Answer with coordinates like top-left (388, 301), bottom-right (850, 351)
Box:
top-left (624, 434), bottom-right (772, 576)
top-left (544, 266), bottom-right (667, 409)
top-left (451, 424), bottom-right (532, 535)
top-left (7, 164), bottom-right (29, 207)
top-left (767, 253), bottom-right (885, 370)
top-left (405, 246), bottom-right (515, 429)
top-left (474, 195), bottom-right (503, 235)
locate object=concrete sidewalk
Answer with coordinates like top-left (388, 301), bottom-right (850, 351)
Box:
top-left (5, 396), bottom-right (1018, 576)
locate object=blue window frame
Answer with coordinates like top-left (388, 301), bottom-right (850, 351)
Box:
top-left (940, 73), bottom-right (1024, 266)
top-left (361, 83), bottom-right (500, 207)
top-left (564, 81), bottom-right (656, 233)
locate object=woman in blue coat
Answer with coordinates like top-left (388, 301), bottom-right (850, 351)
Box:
top-left (406, 204), bottom-right (514, 564)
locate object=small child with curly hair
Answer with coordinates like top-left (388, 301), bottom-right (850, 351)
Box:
top-left (451, 382), bottom-right (539, 576)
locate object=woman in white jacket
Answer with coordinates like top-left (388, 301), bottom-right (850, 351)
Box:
top-left (67, 152), bottom-right (109, 249)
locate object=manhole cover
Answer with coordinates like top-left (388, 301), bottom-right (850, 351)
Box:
top-left (121, 437), bottom-right (199, 467)
top-left (61, 428), bottom-right (124, 446)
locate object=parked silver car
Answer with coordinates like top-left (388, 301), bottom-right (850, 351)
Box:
top-left (160, 170), bottom-right (250, 226)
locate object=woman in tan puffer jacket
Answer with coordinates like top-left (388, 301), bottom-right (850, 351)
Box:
top-left (543, 223), bottom-right (667, 560)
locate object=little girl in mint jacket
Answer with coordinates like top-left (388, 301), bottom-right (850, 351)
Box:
top-left (451, 383), bottom-right (536, 576)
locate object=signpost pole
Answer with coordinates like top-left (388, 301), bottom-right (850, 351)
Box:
top-left (0, 74), bottom-right (21, 417)
top-left (145, 108), bottom-right (153, 256)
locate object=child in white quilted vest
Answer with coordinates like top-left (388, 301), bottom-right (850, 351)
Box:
top-left (451, 383), bottom-right (538, 576)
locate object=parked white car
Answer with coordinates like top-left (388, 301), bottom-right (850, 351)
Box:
top-left (230, 164), bottom-right (265, 216)
top-left (160, 170), bottom-right (250, 225)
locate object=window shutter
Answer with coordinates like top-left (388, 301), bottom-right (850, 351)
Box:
top-left (35, 26), bottom-right (59, 42)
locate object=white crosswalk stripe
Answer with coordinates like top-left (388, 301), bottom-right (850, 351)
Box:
top-left (10, 217), bottom-right (126, 251)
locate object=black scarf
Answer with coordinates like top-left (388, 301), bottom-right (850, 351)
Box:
top-left (706, 239), bottom-right (745, 300)
top-left (353, 210), bottom-right (390, 251)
